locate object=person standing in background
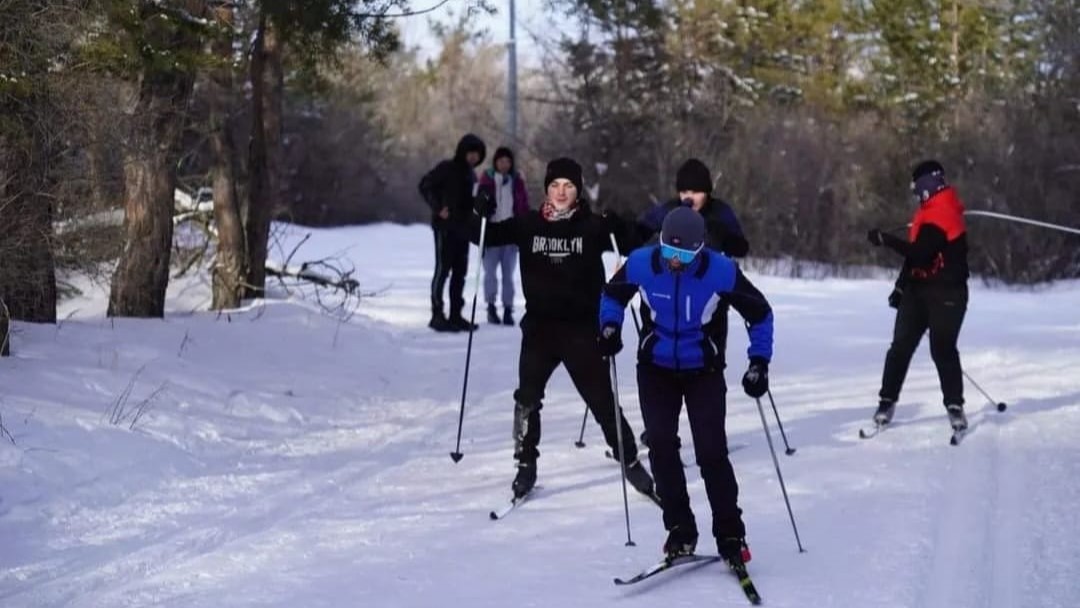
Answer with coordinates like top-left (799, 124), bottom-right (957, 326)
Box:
top-left (418, 133), bottom-right (486, 332)
top-left (477, 147), bottom-right (529, 326)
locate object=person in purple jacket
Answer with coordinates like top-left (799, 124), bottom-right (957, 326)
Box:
top-left (477, 147), bottom-right (530, 325)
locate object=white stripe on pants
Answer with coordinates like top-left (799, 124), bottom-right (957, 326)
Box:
top-left (483, 245), bottom-right (517, 308)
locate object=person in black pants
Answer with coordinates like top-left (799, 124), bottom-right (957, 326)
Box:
top-left (867, 160), bottom-right (970, 432)
top-left (419, 133), bottom-right (486, 332)
top-left (472, 157), bottom-right (654, 500)
top-left (599, 207), bottom-right (775, 566)
top-left (635, 158), bottom-right (751, 448)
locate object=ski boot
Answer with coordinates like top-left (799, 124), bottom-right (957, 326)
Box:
top-left (946, 403), bottom-right (968, 432)
top-left (873, 399), bottom-right (896, 425)
top-left (718, 536), bottom-right (752, 565)
top-left (487, 304), bottom-right (501, 325)
top-left (502, 307), bottom-right (515, 326)
top-left (512, 461), bottom-right (536, 499)
top-left (663, 524), bottom-right (698, 559)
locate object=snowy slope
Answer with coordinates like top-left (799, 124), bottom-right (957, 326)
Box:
top-left (1, 222), bottom-right (1079, 608)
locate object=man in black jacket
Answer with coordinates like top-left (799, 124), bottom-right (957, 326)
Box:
top-left (867, 160), bottom-right (971, 433)
top-left (473, 157), bottom-right (654, 500)
top-left (634, 159), bottom-right (751, 448)
top-left (419, 133), bottom-right (486, 332)
top-left (636, 159), bottom-right (749, 257)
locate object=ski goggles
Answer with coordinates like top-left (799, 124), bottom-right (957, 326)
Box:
top-left (660, 243), bottom-right (703, 264)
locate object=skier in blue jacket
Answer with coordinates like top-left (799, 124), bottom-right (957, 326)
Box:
top-left (599, 207), bottom-right (774, 567)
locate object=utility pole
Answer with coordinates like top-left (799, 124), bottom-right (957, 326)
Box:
top-left (507, 0), bottom-right (519, 143)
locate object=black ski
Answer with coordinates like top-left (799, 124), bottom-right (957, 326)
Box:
top-left (949, 427), bottom-right (968, 446)
top-left (488, 490), bottom-right (534, 520)
top-left (613, 554), bottom-right (721, 586)
top-left (858, 423), bottom-right (887, 439)
top-left (727, 559), bottom-right (763, 605)
top-left (614, 554), bottom-right (763, 604)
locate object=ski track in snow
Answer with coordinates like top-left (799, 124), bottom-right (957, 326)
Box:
top-left (1, 222), bottom-right (1079, 607)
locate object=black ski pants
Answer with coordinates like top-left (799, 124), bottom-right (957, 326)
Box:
top-left (430, 227), bottom-right (469, 317)
top-left (512, 318), bottom-right (638, 466)
top-left (879, 282), bottom-right (968, 407)
top-left (638, 363), bottom-right (745, 541)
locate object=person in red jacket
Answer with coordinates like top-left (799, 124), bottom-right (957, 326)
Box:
top-left (867, 160), bottom-right (970, 433)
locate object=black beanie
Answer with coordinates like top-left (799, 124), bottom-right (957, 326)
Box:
top-left (544, 157), bottom-right (584, 194)
top-left (675, 158), bottom-right (713, 194)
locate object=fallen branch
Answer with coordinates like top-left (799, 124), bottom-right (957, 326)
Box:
top-left (265, 259), bottom-right (361, 294)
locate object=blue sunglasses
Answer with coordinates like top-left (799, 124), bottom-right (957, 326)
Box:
top-left (660, 243), bottom-right (702, 264)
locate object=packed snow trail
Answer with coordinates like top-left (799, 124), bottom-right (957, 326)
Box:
top-left (1, 223), bottom-right (1079, 607)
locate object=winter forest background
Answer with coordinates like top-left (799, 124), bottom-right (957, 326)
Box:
top-left (1, 0), bottom-right (1079, 349)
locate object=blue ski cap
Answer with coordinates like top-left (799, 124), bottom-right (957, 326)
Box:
top-left (660, 207), bottom-right (705, 263)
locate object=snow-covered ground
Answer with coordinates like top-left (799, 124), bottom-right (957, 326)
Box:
top-left (2, 222), bottom-right (1079, 607)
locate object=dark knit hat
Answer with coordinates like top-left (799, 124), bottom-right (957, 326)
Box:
top-left (544, 157), bottom-right (584, 194)
top-left (675, 158), bottom-right (713, 194)
top-left (493, 146), bottom-right (514, 169)
top-left (661, 207), bottom-right (706, 251)
top-left (912, 159), bottom-right (945, 181)
top-left (911, 159), bottom-right (947, 202)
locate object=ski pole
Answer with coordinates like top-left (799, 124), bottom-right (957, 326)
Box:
top-left (573, 231), bottom-right (630, 449)
top-left (766, 390), bottom-right (797, 456)
top-left (450, 213), bottom-right (487, 462)
top-left (964, 209), bottom-right (1080, 236)
top-left (573, 408), bottom-right (588, 448)
top-left (754, 396), bottom-right (805, 553)
top-left (610, 356), bottom-right (635, 546)
top-left (963, 369), bottom-right (1008, 412)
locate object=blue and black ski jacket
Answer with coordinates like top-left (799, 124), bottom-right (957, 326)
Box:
top-left (600, 246), bottom-right (773, 370)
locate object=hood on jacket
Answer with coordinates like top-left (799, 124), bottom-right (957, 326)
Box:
top-left (454, 133), bottom-right (487, 167)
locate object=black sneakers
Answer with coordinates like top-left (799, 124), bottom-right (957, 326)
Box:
top-left (873, 399), bottom-right (896, 425)
top-left (663, 524), bottom-right (699, 558)
top-left (512, 462), bottom-right (536, 499)
top-left (448, 314), bottom-right (479, 332)
top-left (428, 312), bottom-right (456, 332)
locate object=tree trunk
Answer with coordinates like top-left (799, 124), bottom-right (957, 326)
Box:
top-left (245, 13), bottom-right (270, 298)
top-left (0, 117), bottom-right (58, 345)
top-left (244, 16), bottom-right (283, 299)
top-left (108, 71), bottom-right (194, 318)
top-left (209, 5), bottom-right (246, 310)
top-left (3, 195), bottom-right (57, 323)
top-left (0, 301), bottom-right (9, 357)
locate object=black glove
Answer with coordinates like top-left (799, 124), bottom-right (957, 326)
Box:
top-left (473, 190), bottom-right (496, 218)
top-left (597, 323), bottom-right (623, 357)
top-left (888, 286), bottom-right (903, 309)
top-left (742, 357), bottom-right (769, 398)
top-left (867, 228), bottom-right (885, 247)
